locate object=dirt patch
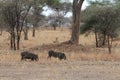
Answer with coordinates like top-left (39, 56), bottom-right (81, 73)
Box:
top-left (0, 61), bottom-right (120, 80)
top-left (31, 43), bottom-right (88, 53)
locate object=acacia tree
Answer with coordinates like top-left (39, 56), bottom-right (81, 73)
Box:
top-left (2, 2), bottom-right (17, 50)
top-left (30, 0), bottom-right (60, 37)
top-left (70, 0), bottom-right (84, 45)
top-left (81, 5), bottom-right (120, 54)
top-left (52, 2), bottom-right (72, 28)
top-left (16, 0), bottom-right (32, 50)
top-left (48, 5), bottom-right (71, 30)
top-left (2, 0), bottom-right (32, 50)
top-left (81, 0), bottom-right (114, 47)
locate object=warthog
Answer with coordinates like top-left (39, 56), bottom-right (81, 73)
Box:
top-left (21, 51), bottom-right (39, 61)
top-left (48, 50), bottom-right (66, 60)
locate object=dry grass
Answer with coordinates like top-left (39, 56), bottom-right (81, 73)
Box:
top-left (0, 28), bottom-right (120, 63)
top-left (0, 28), bottom-right (120, 80)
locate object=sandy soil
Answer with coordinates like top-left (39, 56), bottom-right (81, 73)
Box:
top-left (0, 61), bottom-right (120, 80)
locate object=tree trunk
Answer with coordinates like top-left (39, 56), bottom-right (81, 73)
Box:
top-left (24, 30), bottom-right (28, 40)
top-left (32, 27), bottom-right (35, 37)
top-left (0, 29), bottom-right (2, 36)
top-left (10, 27), bottom-right (16, 50)
top-left (24, 19), bottom-right (29, 40)
top-left (17, 35), bottom-right (20, 50)
top-left (23, 25), bottom-right (29, 40)
top-left (13, 32), bottom-right (16, 50)
top-left (10, 33), bottom-right (13, 49)
top-left (102, 31), bottom-right (106, 46)
top-left (70, 0), bottom-right (84, 45)
top-left (107, 35), bottom-right (111, 54)
top-left (95, 30), bottom-right (99, 47)
top-left (53, 26), bottom-right (56, 30)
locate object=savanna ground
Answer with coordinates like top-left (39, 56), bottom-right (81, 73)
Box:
top-left (0, 27), bottom-right (120, 80)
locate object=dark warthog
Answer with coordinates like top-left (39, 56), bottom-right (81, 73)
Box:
top-left (21, 51), bottom-right (39, 61)
top-left (48, 50), bottom-right (66, 60)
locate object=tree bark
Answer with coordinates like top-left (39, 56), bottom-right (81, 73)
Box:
top-left (70, 0), bottom-right (84, 45)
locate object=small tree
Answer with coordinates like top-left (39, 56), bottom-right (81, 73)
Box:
top-left (31, 1), bottom-right (44, 37)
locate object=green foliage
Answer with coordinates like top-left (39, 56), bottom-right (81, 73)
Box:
top-left (81, 1), bottom-right (120, 48)
top-left (81, 0), bottom-right (120, 35)
top-left (46, 0), bottom-right (60, 7)
top-left (80, 19), bottom-right (95, 34)
top-left (88, 0), bottom-right (112, 6)
top-left (81, 6), bottom-right (120, 34)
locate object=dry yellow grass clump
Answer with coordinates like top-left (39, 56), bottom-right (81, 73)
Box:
top-left (0, 28), bottom-right (120, 63)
